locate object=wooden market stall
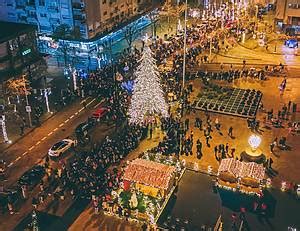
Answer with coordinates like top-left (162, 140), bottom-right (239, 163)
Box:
top-left (217, 158), bottom-right (265, 195)
top-left (122, 158), bottom-right (176, 198)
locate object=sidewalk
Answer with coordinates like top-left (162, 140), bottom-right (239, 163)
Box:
top-left (0, 68), bottom-right (79, 152)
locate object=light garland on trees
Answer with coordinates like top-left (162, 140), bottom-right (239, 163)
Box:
top-left (128, 44), bottom-right (169, 125)
top-left (0, 115), bottom-right (11, 143)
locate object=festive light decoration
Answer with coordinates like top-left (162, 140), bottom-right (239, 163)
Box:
top-left (281, 181), bottom-right (287, 192)
top-left (0, 116), bottom-right (11, 143)
top-left (248, 134), bottom-right (262, 150)
top-left (128, 44), bottom-right (169, 125)
top-left (266, 178), bottom-right (272, 188)
top-left (207, 165), bottom-right (213, 174)
top-left (218, 158), bottom-right (265, 182)
top-left (72, 67), bottom-right (77, 91)
top-left (31, 210), bottom-right (39, 231)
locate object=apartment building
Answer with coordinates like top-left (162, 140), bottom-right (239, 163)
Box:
top-left (275, 0), bottom-right (300, 32)
top-left (0, 21), bottom-right (45, 81)
top-left (0, 0), bottom-right (151, 39)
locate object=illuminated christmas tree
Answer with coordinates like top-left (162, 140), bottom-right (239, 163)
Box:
top-left (128, 44), bottom-right (169, 125)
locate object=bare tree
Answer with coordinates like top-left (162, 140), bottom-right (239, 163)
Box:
top-left (159, 0), bottom-right (186, 31)
top-left (52, 24), bottom-right (82, 67)
top-left (5, 76), bottom-right (31, 97)
top-left (124, 22), bottom-right (140, 53)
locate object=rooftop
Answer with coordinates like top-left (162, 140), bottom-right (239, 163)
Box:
top-left (123, 158), bottom-right (176, 190)
top-left (0, 21), bottom-right (37, 43)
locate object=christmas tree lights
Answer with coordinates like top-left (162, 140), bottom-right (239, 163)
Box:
top-left (128, 44), bottom-right (169, 125)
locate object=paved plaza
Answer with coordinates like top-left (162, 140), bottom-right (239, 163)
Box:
top-left (69, 72), bottom-right (300, 230)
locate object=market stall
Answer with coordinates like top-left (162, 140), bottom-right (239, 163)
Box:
top-left (123, 158), bottom-right (176, 198)
top-left (217, 158), bottom-right (265, 195)
top-left (103, 154), bottom-right (185, 225)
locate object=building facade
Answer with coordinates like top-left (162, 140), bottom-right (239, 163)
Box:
top-left (0, 21), bottom-right (45, 81)
top-left (275, 0), bottom-right (300, 33)
top-left (0, 0), bottom-right (151, 39)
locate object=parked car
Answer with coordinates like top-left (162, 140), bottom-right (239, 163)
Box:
top-left (92, 107), bottom-right (108, 120)
top-left (284, 39), bottom-right (298, 48)
top-left (18, 165), bottom-right (45, 188)
top-left (75, 122), bottom-right (92, 136)
top-left (48, 138), bottom-right (77, 157)
top-left (0, 186), bottom-right (22, 212)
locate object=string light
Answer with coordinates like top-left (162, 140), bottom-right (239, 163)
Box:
top-left (0, 115), bottom-right (11, 143)
top-left (128, 44), bottom-right (169, 125)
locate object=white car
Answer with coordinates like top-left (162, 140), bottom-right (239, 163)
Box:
top-left (48, 139), bottom-right (76, 157)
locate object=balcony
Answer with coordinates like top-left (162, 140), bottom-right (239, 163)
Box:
top-left (16, 5), bottom-right (25, 9)
top-left (73, 14), bottom-right (86, 23)
top-left (72, 2), bottom-right (85, 9)
top-left (47, 6), bottom-right (59, 12)
top-left (18, 15), bottom-right (28, 22)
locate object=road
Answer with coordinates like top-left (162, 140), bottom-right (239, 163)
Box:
top-left (0, 95), bottom-right (120, 231)
top-left (0, 97), bottom-right (102, 188)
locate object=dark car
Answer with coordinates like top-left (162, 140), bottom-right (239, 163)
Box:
top-left (75, 120), bottom-right (94, 136)
top-left (284, 39), bottom-right (298, 48)
top-left (0, 186), bottom-right (22, 211)
top-left (18, 165), bottom-right (45, 188)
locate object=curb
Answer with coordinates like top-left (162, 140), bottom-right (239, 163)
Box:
top-left (237, 38), bottom-right (300, 57)
top-left (1, 110), bottom-right (58, 153)
top-left (214, 52), bottom-right (262, 60)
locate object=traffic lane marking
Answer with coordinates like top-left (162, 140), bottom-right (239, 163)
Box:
top-left (15, 156), bottom-right (21, 162)
top-left (28, 145), bottom-right (35, 151)
top-left (80, 97), bottom-right (91, 104)
top-left (93, 99), bottom-right (106, 109)
top-left (5, 97), bottom-right (97, 168)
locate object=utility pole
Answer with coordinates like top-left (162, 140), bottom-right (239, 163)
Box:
top-left (22, 75), bottom-right (32, 127)
top-left (100, 39), bottom-right (116, 99)
top-left (182, 0), bottom-right (188, 93)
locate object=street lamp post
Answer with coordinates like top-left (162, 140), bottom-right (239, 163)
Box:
top-left (22, 75), bottom-right (32, 127)
top-left (210, 37), bottom-right (212, 58)
top-left (40, 88), bottom-right (51, 113)
top-left (182, 0), bottom-right (188, 93)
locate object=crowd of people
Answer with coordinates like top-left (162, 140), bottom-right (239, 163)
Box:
top-left (1, 7), bottom-right (299, 231)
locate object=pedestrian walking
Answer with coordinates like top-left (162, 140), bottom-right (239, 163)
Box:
top-left (230, 148), bottom-right (235, 158)
top-left (270, 142), bottom-right (275, 153)
top-left (228, 126), bottom-right (233, 137)
top-left (269, 157), bottom-right (273, 169)
top-left (7, 198), bottom-right (14, 215)
top-left (21, 185), bottom-right (27, 199)
top-left (225, 143), bottom-right (229, 154)
top-left (215, 118), bottom-right (220, 130)
top-left (214, 145), bottom-right (218, 156)
top-left (149, 127), bottom-right (153, 139)
top-left (185, 118), bottom-right (189, 131)
top-left (32, 197), bottom-right (38, 209)
top-left (20, 123), bottom-right (25, 136)
top-left (205, 135), bottom-right (210, 147)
